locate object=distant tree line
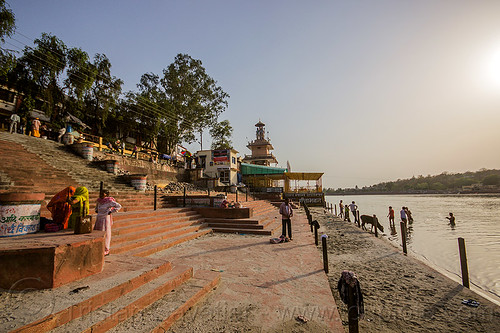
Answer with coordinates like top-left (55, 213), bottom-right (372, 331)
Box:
top-left (0, 2), bottom-right (232, 154)
top-left (324, 169), bottom-right (500, 194)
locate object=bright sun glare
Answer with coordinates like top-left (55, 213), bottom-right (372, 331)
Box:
top-left (485, 46), bottom-right (500, 88)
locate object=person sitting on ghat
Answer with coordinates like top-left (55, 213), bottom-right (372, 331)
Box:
top-left (67, 186), bottom-right (90, 229)
top-left (220, 196), bottom-right (229, 208)
top-left (46, 186), bottom-right (76, 231)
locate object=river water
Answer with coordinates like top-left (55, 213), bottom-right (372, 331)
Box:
top-left (325, 194), bottom-right (500, 303)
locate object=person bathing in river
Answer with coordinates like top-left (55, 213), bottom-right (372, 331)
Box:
top-left (400, 207), bottom-right (407, 226)
top-left (349, 201), bottom-right (358, 223)
top-left (446, 212), bottom-right (455, 227)
top-left (387, 206), bottom-right (395, 226)
top-left (345, 204), bottom-right (351, 222)
top-left (405, 207), bottom-right (414, 223)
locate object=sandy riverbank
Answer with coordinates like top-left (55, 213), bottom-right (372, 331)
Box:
top-left (310, 207), bottom-right (500, 332)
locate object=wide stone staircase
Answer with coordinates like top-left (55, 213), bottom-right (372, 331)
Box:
top-left (109, 208), bottom-right (212, 257)
top-left (0, 131), bottom-right (283, 332)
top-left (205, 199), bottom-right (282, 235)
top-left (0, 132), bottom-right (219, 333)
top-left (0, 132), bottom-right (133, 193)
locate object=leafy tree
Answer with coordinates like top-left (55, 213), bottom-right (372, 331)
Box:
top-left (161, 53), bottom-right (229, 150)
top-left (15, 33), bottom-right (67, 118)
top-left (0, 0), bottom-right (16, 77)
top-left (483, 174), bottom-right (500, 186)
top-left (65, 47), bottom-right (96, 102)
top-left (126, 54), bottom-right (229, 154)
top-left (415, 182), bottom-right (429, 190)
top-left (84, 53), bottom-right (122, 135)
top-left (210, 119), bottom-right (233, 150)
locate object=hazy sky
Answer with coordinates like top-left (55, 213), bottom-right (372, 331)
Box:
top-left (6, 1), bottom-right (500, 188)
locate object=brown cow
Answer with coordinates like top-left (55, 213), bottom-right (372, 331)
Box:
top-left (360, 214), bottom-right (384, 233)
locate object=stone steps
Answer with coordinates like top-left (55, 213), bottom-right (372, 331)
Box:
top-left (108, 270), bottom-right (220, 333)
top-left (128, 229), bottom-right (213, 258)
top-left (0, 132), bottom-right (135, 193)
top-left (206, 200), bottom-right (281, 235)
top-left (112, 219), bottom-right (204, 244)
top-left (111, 223), bottom-right (209, 255)
top-left (5, 255), bottom-right (173, 333)
top-left (49, 264), bottom-right (194, 333)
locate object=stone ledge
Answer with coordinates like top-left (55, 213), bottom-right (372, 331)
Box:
top-left (0, 230), bottom-right (105, 290)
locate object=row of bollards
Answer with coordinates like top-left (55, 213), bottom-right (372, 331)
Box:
top-left (305, 202), bottom-right (357, 332)
top-left (304, 203), bottom-right (329, 273)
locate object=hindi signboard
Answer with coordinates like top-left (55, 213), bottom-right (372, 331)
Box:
top-left (0, 203), bottom-right (41, 237)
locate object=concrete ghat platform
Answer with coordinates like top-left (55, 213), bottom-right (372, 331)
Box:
top-left (150, 211), bottom-right (345, 332)
top-left (0, 230), bottom-right (105, 290)
top-left (0, 255), bottom-right (172, 333)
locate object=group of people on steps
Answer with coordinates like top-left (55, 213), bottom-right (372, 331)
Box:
top-left (46, 186), bottom-right (121, 255)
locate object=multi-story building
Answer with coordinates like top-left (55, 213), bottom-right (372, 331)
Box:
top-left (195, 148), bottom-right (240, 186)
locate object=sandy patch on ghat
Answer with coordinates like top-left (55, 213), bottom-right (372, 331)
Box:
top-left (311, 208), bottom-right (500, 333)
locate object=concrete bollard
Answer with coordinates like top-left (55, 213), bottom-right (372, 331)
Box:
top-left (400, 221), bottom-right (407, 254)
top-left (348, 284), bottom-right (359, 333)
top-left (322, 235), bottom-right (329, 273)
top-left (313, 220), bottom-right (320, 246)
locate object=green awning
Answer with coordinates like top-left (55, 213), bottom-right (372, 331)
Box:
top-left (240, 163), bottom-right (287, 175)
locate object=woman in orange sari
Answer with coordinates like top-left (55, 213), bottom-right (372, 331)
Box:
top-left (46, 186), bottom-right (76, 230)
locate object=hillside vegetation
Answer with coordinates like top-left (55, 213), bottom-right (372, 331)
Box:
top-left (325, 169), bottom-right (500, 194)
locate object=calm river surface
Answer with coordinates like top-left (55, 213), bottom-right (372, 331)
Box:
top-left (325, 194), bottom-right (500, 303)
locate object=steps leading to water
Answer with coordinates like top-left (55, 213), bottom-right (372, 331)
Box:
top-left (108, 269), bottom-right (220, 333)
top-left (205, 200), bottom-right (282, 235)
top-left (4, 255), bottom-right (220, 333)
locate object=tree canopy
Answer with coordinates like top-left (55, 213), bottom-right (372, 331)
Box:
top-left (0, 0), bottom-right (16, 76)
top-left (210, 119), bottom-right (233, 150)
top-left (325, 169), bottom-right (500, 194)
top-left (1, 21), bottom-right (230, 157)
top-left (124, 53), bottom-right (230, 154)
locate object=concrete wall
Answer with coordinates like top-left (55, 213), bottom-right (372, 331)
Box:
top-left (94, 151), bottom-right (187, 184)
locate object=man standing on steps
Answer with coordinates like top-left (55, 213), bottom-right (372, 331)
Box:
top-left (32, 117), bottom-right (41, 137)
top-left (9, 112), bottom-right (20, 134)
top-left (279, 198), bottom-right (293, 240)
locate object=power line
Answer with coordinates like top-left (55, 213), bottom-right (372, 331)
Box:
top-left (8, 30), bottom-right (203, 128)
top-left (2, 42), bottom-right (194, 128)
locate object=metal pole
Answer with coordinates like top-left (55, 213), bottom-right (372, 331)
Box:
top-left (374, 215), bottom-right (378, 237)
top-left (458, 238), bottom-right (470, 288)
top-left (183, 186), bottom-right (186, 207)
top-left (154, 185), bottom-right (157, 211)
top-left (236, 189), bottom-right (238, 203)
